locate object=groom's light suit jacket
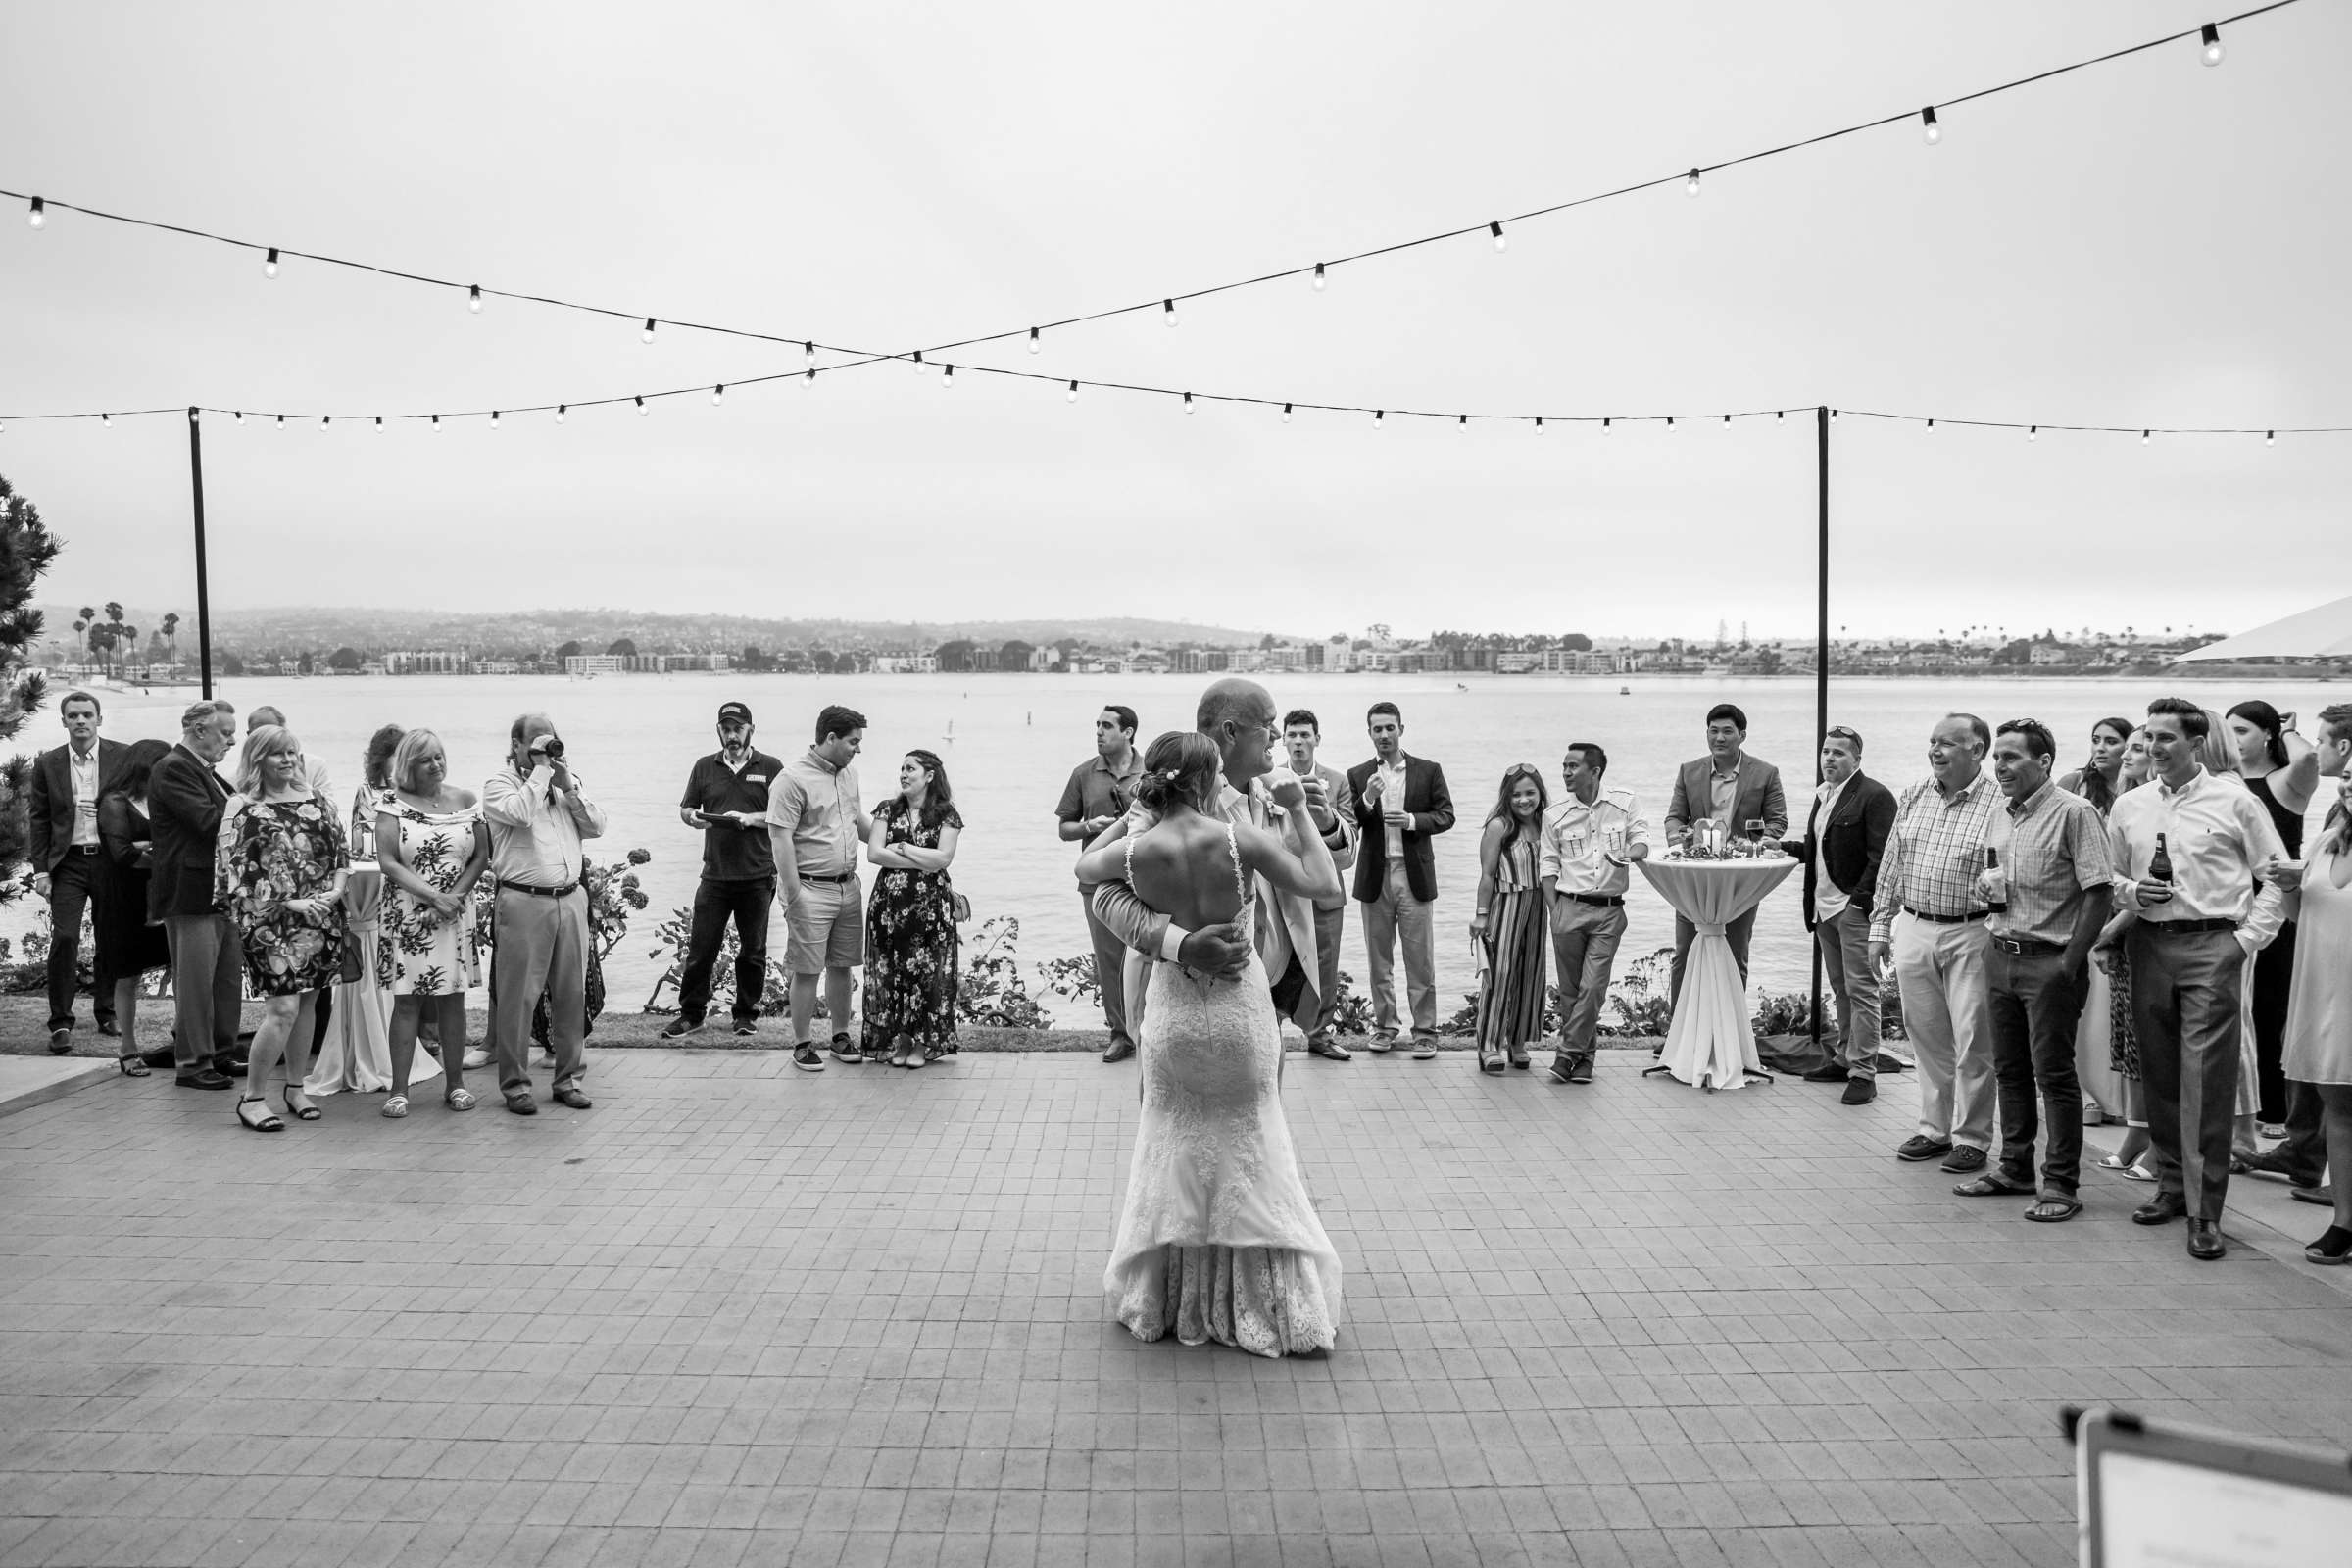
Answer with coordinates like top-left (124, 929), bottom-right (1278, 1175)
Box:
top-left (1087, 775), bottom-right (1324, 1033)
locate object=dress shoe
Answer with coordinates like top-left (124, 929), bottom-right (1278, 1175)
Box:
top-left (2291, 1184), bottom-right (2335, 1206)
top-left (2132, 1196), bottom-right (2187, 1226)
top-left (1894, 1135), bottom-right (1953, 1163)
top-left (551, 1087), bottom-right (592, 1109)
top-left (2243, 1151), bottom-right (2321, 1189)
top-left (47, 1028), bottom-right (73, 1055)
top-left (96, 1020), bottom-right (121, 1039)
top-left (174, 1068), bottom-right (232, 1091)
top-left (2185, 1219), bottom-right (2226, 1261)
top-left (1939, 1146), bottom-right (1989, 1175)
top-left (1800, 1063), bottom-right (1850, 1084)
top-left (505, 1093), bottom-right (538, 1116)
top-left (1102, 1039), bottom-right (1136, 1064)
top-left (1305, 1038), bottom-right (1351, 1061)
top-left (1840, 1077), bottom-right (1877, 1106)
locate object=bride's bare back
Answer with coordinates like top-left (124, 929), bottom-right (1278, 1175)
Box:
top-left (1124, 808), bottom-right (1250, 934)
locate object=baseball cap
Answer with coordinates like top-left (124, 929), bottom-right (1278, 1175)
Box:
top-left (717, 702), bottom-right (754, 726)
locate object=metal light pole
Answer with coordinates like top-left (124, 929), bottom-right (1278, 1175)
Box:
top-left (1809, 405), bottom-right (1830, 1043)
top-left (186, 408), bottom-right (215, 698)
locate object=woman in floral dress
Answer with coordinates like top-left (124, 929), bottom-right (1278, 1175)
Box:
top-left (220, 725), bottom-right (351, 1132)
top-left (861, 750), bottom-right (963, 1067)
top-left (375, 729), bottom-right (488, 1117)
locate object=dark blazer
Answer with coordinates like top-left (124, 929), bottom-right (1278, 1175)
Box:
top-left (1345, 755), bottom-right (1454, 904)
top-left (1662, 754), bottom-right (1788, 846)
top-left (147, 744), bottom-right (229, 920)
top-left (1787, 772), bottom-right (1898, 930)
top-left (26, 738), bottom-right (124, 871)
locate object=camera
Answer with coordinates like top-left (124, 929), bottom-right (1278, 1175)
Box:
top-left (538, 736), bottom-right (565, 761)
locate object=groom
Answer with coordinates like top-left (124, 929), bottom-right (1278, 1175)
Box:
top-left (1089, 678), bottom-right (1328, 1039)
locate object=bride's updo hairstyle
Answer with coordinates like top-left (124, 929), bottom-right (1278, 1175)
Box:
top-left (1135, 731), bottom-right (1223, 815)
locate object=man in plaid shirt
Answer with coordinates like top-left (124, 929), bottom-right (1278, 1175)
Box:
top-left (1870, 714), bottom-right (2004, 1174)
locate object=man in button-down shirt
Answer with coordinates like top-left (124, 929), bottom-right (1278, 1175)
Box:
top-left (2104, 699), bottom-right (2289, 1258)
top-left (1057, 706), bottom-right (1146, 1063)
top-left (767, 705), bottom-right (873, 1071)
top-left (1538, 743), bottom-right (1649, 1083)
top-left (1785, 726), bottom-right (1896, 1103)
top-left (27, 691), bottom-right (123, 1049)
top-left (484, 711), bottom-right (608, 1113)
top-left (1869, 714), bottom-right (2004, 1172)
top-left (1960, 720), bottom-right (2113, 1218)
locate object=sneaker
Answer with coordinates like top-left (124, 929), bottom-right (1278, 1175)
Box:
top-left (1939, 1146), bottom-right (1988, 1175)
top-left (1566, 1053), bottom-right (1594, 1085)
top-left (461, 1047), bottom-right (493, 1071)
top-left (1410, 1039), bottom-right (1438, 1060)
top-left (734, 1018), bottom-right (759, 1038)
top-left (829, 1034), bottom-right (864, 1064)
top-left (1840, 1077), bottom-right (1876, 1106)
top-left (1366, 1033), bottom-right (1396, 1054)
top-left (660, 1015), bottom-right (707, 1040)
top-left (1895, 1135), bottom-right (1954, 1163)
top-left (1800, 1063), bottom-right (1850, 1084)
top-left (793, 1044), bottom-right (825, 1072)
top-left (1547, 1056), bottom-right (1574, 1084)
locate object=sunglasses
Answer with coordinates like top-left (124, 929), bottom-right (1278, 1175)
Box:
top-left (1824, 726), bottom-right (1861, 744)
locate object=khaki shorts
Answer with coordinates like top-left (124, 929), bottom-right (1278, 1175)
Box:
top-left (787, 875), bottom-right (863, 974)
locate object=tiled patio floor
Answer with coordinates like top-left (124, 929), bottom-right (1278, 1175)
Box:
top-left (3, 1046), bottom-right (2349, 1567)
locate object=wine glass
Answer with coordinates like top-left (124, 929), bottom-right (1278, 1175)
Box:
top-left (1744, 818), bottom-right (1765, 857)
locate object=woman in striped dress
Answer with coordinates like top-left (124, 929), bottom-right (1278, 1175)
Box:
top-left (1470, 765), bottom-right (1549, 1073)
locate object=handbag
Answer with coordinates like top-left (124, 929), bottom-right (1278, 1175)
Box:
top-left (950, 891), bottom-right (972, 924)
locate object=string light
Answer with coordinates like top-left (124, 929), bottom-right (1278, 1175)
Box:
top-left (1182, 392), bottom-right (1194, 414)
top-left (555, 405), bottom-right (566, 423)
top-left (1603, 417), bottom-right (1612, 432)
top-left (2267, 429), bottom-right (2276, 445)
top-left (1163, 299), bottom-right (1177, 328)
top-left (1667, 416), bottom-right (1677, 428)
top-left (233, 412), bottom-right (244, 424)
top-left (100, 414), bottom-right (111, 429)
top-left (1312, 263), bottom-right (1326, 292)
top-left (943, 365), bottom-right (956, 388)
top-left (2141, 429), bottom-right (2151, 444)
top-left (711, 384), bottom-right (725, 406)
top-left (467, 284), bottom-right (483, 314)
top-left (491, 412), bottom-right (502, 430)
top-left (1489, 221), bottom-right (1506, 254)
top-left (635, 396), bottom-right (648, 416)
top-left (641, 318), bottom-right (658, 344)
top-left (1535, 416), bottom-right (1544, 429)
top-left (374, 416), bottom-right (384, 432)
top-left (319, 416), bottom-right (330, 428)
top-left (1458, 415), bottom-right (1469, 428)
top-left (2029, 425), bottom-right (2038, 440)
top-left (2202, 23), bottom-right (2226, 65)
top-left (1921, 107), bottom-right (1941, 144)
top-left (804, 368), bottom-right (815, 387)
top-left (1066, 380), bottom-right (1078, 403)
top-left (1685, 168), bottom-right (1701, 197)
top-left (1282, 404), bottom-right (1292, 422)
top-left (1028, 327), bottom-right (1041, 354)
top-left (278, 415), bottom-right (287, 430)
top-left (25, 196), bottom-right (43, 229)
top-left (264, 246), bottom-right (280, 278)
top-left (1374, 410), bottom-right (1385, 428)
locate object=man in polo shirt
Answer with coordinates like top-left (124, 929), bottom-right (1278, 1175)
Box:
top-left (2106, 698), bottom-right (2289, 1262)
top-left (484, 711), bottom-right (608, 1114)
top-left (768, 704), bottom-right (872, 1072)
top-left (1954, 719), bottom-right (2112, 1221)
top-left (666, 702), bottom-right (784, 1040)
top-left (1539, 742), bottom-right (1649, 1085)
top-left (1869, 713), bottom-right (2003, 1174)
top-left (1057, 705), bottom-right (1145, 1064)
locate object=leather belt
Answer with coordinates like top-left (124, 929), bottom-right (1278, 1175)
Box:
top-left (2143, 917), bottom-right (2238, 936)
top-left (1566, 892), bottom-right (1625, 907)
top-left (1990, 934), bottom-right (2064, 956)
top-left (503, 880), bottom-right (579, 899)
top-left (1903, 906), bottom-right (1985, 925)
top-left (799, 871), bottom-right (856, 885)
top-left (70, 844), bottom-right (99, 856)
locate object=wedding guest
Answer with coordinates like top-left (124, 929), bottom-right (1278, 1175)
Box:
top-left (308, 725), bottom-right (401, 1098)
top-left (1788, 726), bottom-right (1895, 1104)
top-left (862, 749), bottom-right (964, 1068)
top-left (1282, 710), bottom-right (1357, 1062)
top-left (1957, 719), bottom-right (2112, 1221)
top-left (2060, 717), bottom-right (2135, 1127)
top-left (767, 705), bottom-right (871, 1073)
top-left (1056, 705), bottom-right (1144, 1063)
top-left (484, 712), bottom-right (606, 1113)
top-left (1539, 742), bottom-right (1649, 1085)
top-left (220, 725), bottom-right (350, 1131)
top-left (1468, 766), bottom-right (1547, 1073)
top-left (152, 699), bottom-right (242, 1091)
top-left (2058, 716), bottom-right (2135, 816)
top-left (28, 690), bottom-right (123, 1051)
top-left (2247, 702), bottom-right (2352, 1201)
top-left (2106, 698), bottom-right (2289, 1262)
top-left (1869, 714), bottom-right (2002, 1174)
top-left (1662, 704), bottom-right (1788, 1004)
top-left (1348, 702), bottom-right (1454, 1058)
top-left (94, 739), bottom-right (174, 1076)
top-left (377, 730), bottom-right (487, 1117)
top-left (2093, 727), bottom-right (2159, 1180)
top-left (230, 705), bottom-right (339, 1061)
top-left (2228, 700), bottom-right (2318, 1132)
top-left (666, 702), bottom-right (784, 1039)
top-left (2273, 766), bottom-right (2352, 1264)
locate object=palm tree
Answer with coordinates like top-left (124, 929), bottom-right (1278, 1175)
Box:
top-left (161, 612), bottom-right (180, 670)
top-left (119, 625), bottom-right (137, 679)
top-left (71, 614), bottom-right (87, 662)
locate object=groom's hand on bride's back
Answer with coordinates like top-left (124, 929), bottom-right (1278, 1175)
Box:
top-left (1179, 921), bottom-right (1253, 978)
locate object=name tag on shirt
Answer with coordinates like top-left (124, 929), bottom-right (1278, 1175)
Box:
top-left (746, 775), bottom-right (767, 784)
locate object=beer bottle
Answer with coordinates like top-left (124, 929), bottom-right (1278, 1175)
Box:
top-left (1984, 846), bottom-right (2008, 914)
top-left (2148, 831), bottom-right (2175, 886)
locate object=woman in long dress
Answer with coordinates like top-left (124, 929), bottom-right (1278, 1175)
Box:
top-left (375, 729), bottom-right (487, 1117)
top-left (860, 749), bottom-right (963, 1068)
top-left (1077, 730), bottom-right (1346, 1359)
top-left (307, 725), bottom-right (404, 1097)
top-left (1469, 764), bottom-right (1548, 1073)
top-left (93, 739), bottom-right (175, 1076)
top-left (2092, 729), bottom-right (2157, 1178)
top-left (2278, 774), bottom-right (2352, 1264)
top-left (2059, 718), bottom-right (2132, 1124)
top-left (2226, 700), bottom-right (2318, 1133)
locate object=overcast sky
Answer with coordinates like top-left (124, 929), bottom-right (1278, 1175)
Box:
top-left (4, 1), bottom-right (2346, 642)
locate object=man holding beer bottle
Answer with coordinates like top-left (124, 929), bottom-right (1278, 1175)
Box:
top-left (2105, 698), bottom-right (2291, 1261)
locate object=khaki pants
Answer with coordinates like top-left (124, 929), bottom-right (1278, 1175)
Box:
top-left (1360, 860), bottom-right (1436, 1040)
top-left (492, 887), bottom-right (589, 1097)
top-left (1815, 905), bottom-right (1881, 1078)
top-left (1083, 888), bottom-right (1135, 1052)
top-left (1306, 901), bottom-right (1347, 1044)
top-left (1891, 911), bottom-right (1994, 1150)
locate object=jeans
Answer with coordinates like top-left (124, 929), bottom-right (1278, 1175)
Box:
top-left (1813, 905), bottom-right (1880, 1077)
top-left (1548, 898), bottom-right (1626, 1057)
top-left (1986, 947), bottom-right (2090, 1196)
top-left (45, 850), bottom-right (115, 1032)
top-left (676, 877), bottom-right (775, 1022)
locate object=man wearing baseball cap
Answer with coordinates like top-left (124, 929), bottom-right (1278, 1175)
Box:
top-left (667, 702), bottom-right (786, 1037)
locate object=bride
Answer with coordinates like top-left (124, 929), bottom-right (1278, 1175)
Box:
top-left (1077, 729), bottom-right (1347, 1358)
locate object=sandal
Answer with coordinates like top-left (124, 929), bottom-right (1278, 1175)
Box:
top-left (380, 1094), bottom-right (410, 1119)
top-left (2094, 1153), bottom-right (2132, 1171)
top-left (115, 1054), bottom-right (151, 1078)
top-left (1508, 1051), bottom-right (1531, 1071)
top-left (1477, 1046), bottom-right (1504, 1074)
top-left (2026, 1196), bottom-right (2084, 1223)
top-left (444, 1087), bottom-right (477, 1111)
top-left (905, 1049), bottom-right (927, 1071)
top-left (235, 1095), bottom-right (284, 1133)
top-left (282, 1086), bottom-right (321, 1121)
top-left (2306, 1226), bottom-right (2352, 1266)
top-left (1953, 1173), bottom-right (2034, 1198)
top-left (2120, 1161), bottom-right (2157, 1183)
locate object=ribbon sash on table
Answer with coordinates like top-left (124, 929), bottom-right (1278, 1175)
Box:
top-left (1637, 858), bottom-right (1798, 1091)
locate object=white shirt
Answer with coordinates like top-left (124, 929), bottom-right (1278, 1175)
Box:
top-left (68, 744), bottom-right (100, 847)
top-left (1373, 752), bottom-right (1411, 865)
top-left (1813, 776), bottom-right (1852, 921)
top-left (2107, 766), bottom-right (2287, 941)
top-left (1538, 788), bottom-right (1649, 898)
top-left (483, 763), bottom-right (608, 888)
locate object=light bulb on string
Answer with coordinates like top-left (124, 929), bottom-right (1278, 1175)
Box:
top-left (467, 284), bottom-right (483, 314)
top-left (234, 412), bottom-right (244, 425)
top-left (2141, 429), bottom-right (2151, 445)
top-left (1685, 168), bottom-right (1701, 197)
top-left (278, 415), bottom-right (288, 430)
top-left (1458, 415), bottom-right (1469, 429)
top-left (1603, 417), bottom-right (1612, 433)
top-left (491, 412), bottom-right (502, 431)
top-left (804, 341), bottom-right (815, 366)
top-left (374, 416), bottom-right (384, 432)
top-left (635, 397), bottom-right (648, 416)
top-left (2028, 425), bottom-right (2037, 441)
top-left (1535, 417), bottom-right (1544, 429)
top-left (641, 318), bottom-right (658, 344)
top-left (804, 369), bottom-right (815, 388)
top-left (2201, 23), bottom-right (2225, 66)
top-left (1722, 415), bottom-right (1730, 424)
top-left (1066, 381), bottom-right (1078, 404)
top-left (264, 247), bottom-right (280, 278)
top-left (1374, 410), bottom-right (1385, 429)
top-left (100, 414), bottom-right (111, 429)
top-left (1489, 221), bottom-right (1506, 253)
top-left (1028, 327), bottom-right (1041, 354)
top-left (942, 365), bottom-right (956, 389)
top-left (1281, 404), bottom-right (1292, 423)
top-left (1927, 418), bottom-right (1936, 429)
top-left (26, 196), bottom-right (44, 229)
top-left (555, 405), bottom-right (566, 424)
top-left (1312, 263), bottom-right (1326, 292)
top-left (2266, 430), bottom-right (2276, 446)
top-left (1182, 392), bottom-right (1195, 415)
top-left (1162, 299), bottom-right (1178, 328)
top-left (1921, 107), bottom-right (1940, 144)
top-left (711, 385), bottom-right (725, 407)
top-left (319, 416), bottom-right (330, 428)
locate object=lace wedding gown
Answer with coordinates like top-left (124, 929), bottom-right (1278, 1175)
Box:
top-left (1104, 821), bottom-right (1342, 1357)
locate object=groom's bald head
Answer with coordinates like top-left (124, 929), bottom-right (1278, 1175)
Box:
top-left (1198, 679), bottom-right (1278, 788)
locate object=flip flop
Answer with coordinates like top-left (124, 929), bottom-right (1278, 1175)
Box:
top-left (2094, 1154), bottom-right (2132, 1171)
top-left (2026, 1197), bottom-right (2084, 1223)
top-left (1952, 1173), bottom-right (2034, 1198)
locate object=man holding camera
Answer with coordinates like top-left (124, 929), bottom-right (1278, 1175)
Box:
top-left (667, 702), bottom-right (783, 1038)
top-left (483, 711), bottom-right (607, 1114)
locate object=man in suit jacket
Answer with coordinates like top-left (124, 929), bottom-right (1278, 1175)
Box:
top-left (1784, 725), bottom-right (1897, 1103)
top-left (149, 699), bottom-right (243, 1090)
top-left (1661, 702), bottom-right (1788, 1006)
top-left (1348, 702), bottom-right (1455, 1057)
top-left (26, 690), bottom-right (124, 1051)
top-left (1283, 708), bottom-right (1358, 1061)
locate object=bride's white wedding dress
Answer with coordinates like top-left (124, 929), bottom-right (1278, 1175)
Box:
top-left (1103, 821), bottom-right (1342, 1358)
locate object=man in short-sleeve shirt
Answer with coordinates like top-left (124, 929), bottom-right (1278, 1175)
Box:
top-left (766, 704), bottom-right (871, 1072)
top-left (667, 702), bottom-right (784, 1039)
top-left (1057, 705), bottom-right (1144, 1063)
